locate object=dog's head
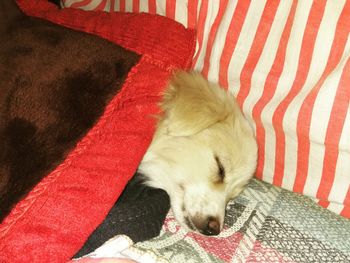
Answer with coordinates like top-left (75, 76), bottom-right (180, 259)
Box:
top-left (139, 71), bottom-right (257, 235)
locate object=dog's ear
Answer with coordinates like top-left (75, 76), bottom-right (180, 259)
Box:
top-left (160, 71), bottom-right (235, 136)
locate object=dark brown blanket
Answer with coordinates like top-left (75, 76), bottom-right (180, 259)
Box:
top-left (0, 0), bottom-right (139, 221)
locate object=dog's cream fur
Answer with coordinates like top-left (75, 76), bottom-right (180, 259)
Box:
top-left (139, 71), bottom-right (257, 235)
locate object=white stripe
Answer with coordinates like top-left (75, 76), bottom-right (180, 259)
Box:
top-left (124, 0), bottom-right (133, 12)
top-left (227, 0), bottom-right (266, 96)
top-left (77, 0), bottom-right (102, 10)
top-left (193, 0), bottom-right (221, 72)
top-left (192, 0), bottom-right (202, 59)
top-left (62, 0), bottom-right (82, 7)
top-left (261, 0), bottom-right (313, 183)
top-left (206, 0), bottom-right (238, 83)
top-left (175, 0), bottom-right (188, 27)
top-left (113, 0), bottom-right (120, 11)
top-left (304, 38), bottom-right (350, 198)
top-left (104, 0), bottom-right (111, 11)
top-left (139, 0), bottom-right (149, 13)
top-left (156, 0), bottom-right (166, 15)
top-left (261, 141), bottom-right (275, 184)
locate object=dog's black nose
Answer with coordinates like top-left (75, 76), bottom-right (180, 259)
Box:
top-left (202, 217), bottom-right (220, 236)
top-left (191, 216), bottom-right (221, 235)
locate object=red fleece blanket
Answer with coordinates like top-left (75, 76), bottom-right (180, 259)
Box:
top-left (0, 1), bottom-right (195, 262)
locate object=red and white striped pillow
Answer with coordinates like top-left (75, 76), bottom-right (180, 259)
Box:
top-left (62, 0), bottom-right (350, 218)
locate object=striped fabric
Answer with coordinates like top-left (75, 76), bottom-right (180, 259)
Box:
top-left (61, 0), bottom-right (350, 218)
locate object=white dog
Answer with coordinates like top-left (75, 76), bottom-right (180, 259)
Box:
top-left (139, 71), bottom-right (257, 235)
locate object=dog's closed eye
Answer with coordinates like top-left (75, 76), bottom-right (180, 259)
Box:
top-left (214, 155), bottom-right (225, 184)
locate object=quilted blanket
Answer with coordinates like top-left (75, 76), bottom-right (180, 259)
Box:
top-left (133, 179), bottom-right (350, 262)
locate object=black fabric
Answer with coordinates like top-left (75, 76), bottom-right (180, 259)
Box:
top-left (48, 0), bottom-right (61, 8)
top-left (75, 173), bottom-right (171, 258)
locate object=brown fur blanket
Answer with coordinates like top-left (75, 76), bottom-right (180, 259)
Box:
top-left (0, 0), bottom-right (139, 221)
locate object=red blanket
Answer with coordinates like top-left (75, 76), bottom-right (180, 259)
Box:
top-left (0, 1), bottom-right (195, 262)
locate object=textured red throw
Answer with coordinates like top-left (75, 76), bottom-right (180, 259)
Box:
top-left (0, 1), bottom-right (195, 262)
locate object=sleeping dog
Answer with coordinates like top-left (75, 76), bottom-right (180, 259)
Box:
top-left (139, 71), bottom-right (257, 235)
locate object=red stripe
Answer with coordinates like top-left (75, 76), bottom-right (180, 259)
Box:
top-left (318, 199), bottom-right (330, 209)
top-left (187, 0), bottom-right (198, 29)
top-left (294, 2), bottom-right (350, 194)
top-left (218, 1), bottom-right (250, 88)
top-left (166, 0), bottom-right (176, 20)
top-left (341, 187), bottom-right (350, 218)
top-left (345, 186), bottom-right (350, 207)
top-left (201, 0), bottom-right (229, 78)
top-left (70, 0), bottom-right (93, 8)
top-left (120, 0), bottom-right (126, 12)
top-left (252, 1), bottom-right (297, 180)
top-left (94, 0), bottom-right (108, 11)
top-left (316, 58), bottom-right (350, 201)
top-left (341, 205), bottom-right (350, 218)
top-left (236, 0), bottom-right (280, 107)
top-left (148, 0), bottom-right (156, 14)
top-left (192, 0), bottom-right (209, 67)
top-left (110, 0), bottom-right (115, 11)
top-left (272, 1), bottom-right (326, 187)
top-left (133, 0), bottom-right (140, 12)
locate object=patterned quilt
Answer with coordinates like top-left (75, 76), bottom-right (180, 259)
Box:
top-left (133, 179), bottom-right (350, 263)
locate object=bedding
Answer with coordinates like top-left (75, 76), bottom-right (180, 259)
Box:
top-left (134, 179), bottom-right (350, 262)
top-left (0, 0), bottom-right (195, 262)
top-left (62, 0), bottom-right (350, 218)
top-left (0, 0), bottom-right (139, 223)
top-left (76, 179), bottom-right (350, 262)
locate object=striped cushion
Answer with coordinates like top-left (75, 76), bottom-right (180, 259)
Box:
top-left (62, 0), bottom-right (350, 218)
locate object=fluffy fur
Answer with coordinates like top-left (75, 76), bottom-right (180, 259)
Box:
top-left (139, 71), bottom-right (257, 235)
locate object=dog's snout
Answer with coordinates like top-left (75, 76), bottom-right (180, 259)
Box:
top-left (206, 217), bottom-right (220, 235)
top-left (192, 216), bottom-right (221, 236)
top-left (204, 216), bottom-right (220, 235)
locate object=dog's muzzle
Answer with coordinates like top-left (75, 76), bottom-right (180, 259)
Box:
top-left (190, 215), bottom-right (221, 236)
